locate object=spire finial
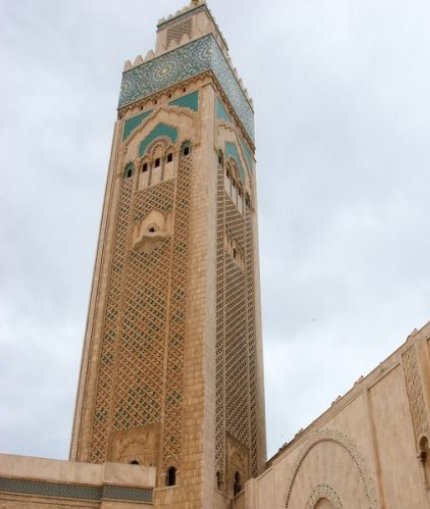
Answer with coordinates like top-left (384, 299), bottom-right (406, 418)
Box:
top-left (191, 0), bottom-right (200, 5)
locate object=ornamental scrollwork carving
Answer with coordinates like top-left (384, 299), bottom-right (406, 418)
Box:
top-left (402, 346), bottom-right (430, 443)
top-left (285, 429), bottom-right (377, 509)
top-left (306, 483), bottom-right (343, 509)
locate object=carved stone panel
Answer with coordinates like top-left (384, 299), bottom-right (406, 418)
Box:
top-left (402, 346), bottom-right (430, 443)
top-left (107, 424), bottom-right (160, 468)
top-left (226, 434), bottom-right (250, 498)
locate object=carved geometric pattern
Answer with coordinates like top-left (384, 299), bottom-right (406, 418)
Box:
top-left (89, 177), bottom-right (135, 462)
top-left (224, 199), bottom-right (248, 444)
top-left (119, 35), bottom-right (255, 142)
top-left (215, 165), bottom-right (227, 474)
top-left (161, 149), bottom-right (193, 470)
top-left (166, 19), bottom-right (192, 49)
top-left (112, 181), bottom-right (175, 436)
top-left (402, 346), bottom-right (430, 443)
top-left (306, 484), bottom-right (343, 509)
top-left (246, 205), bottom-right (259, 477)
top-left (215, 163), bottom-right (259, 481)
top-left (0, 477), bottom-right (152, 503)
top-left (88, 140), bottom-right (191, 470)
top-left (0, 477), bottom-right (101, 501)
top-left (285, 429), bottom-right (378, 508)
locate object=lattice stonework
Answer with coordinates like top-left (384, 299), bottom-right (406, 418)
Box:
top-left (162, 150), bottom-right (193, 469)
top-left (90, 177), bottom-right (135, 462)
top-left (88, 144), bottom-right (191, 469)
top-left (166, 19), bottom-right (192, 49)
top-left (215, 165), bottom-right (227, 474)
top-left (246, 209), bottom-right (259, 476)
top-left (215, 163), bottom-right (259, 478)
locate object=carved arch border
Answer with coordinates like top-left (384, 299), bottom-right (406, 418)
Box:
top-left (144, 137), bottom-right (176, 159)
top-left (285, 429), bottom-right (377, 509)
top-left (306, 483), bottom-right (343, 509)
top-left (217, 123), bottom-right (252, 181)
top-left (119, 105), bottom-right (199, 170)
top-left (121, 106), bottom-right (197, 151)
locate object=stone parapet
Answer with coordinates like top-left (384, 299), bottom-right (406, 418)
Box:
top-left (0, 454), bottom-right (155, 507)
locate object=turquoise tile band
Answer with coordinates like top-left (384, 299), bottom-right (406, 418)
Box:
top-left (119, 35), bottom-right (255, 142)
top-left (0, 477), bottom-right (153, 503)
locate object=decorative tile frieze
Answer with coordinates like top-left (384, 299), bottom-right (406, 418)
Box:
top-left (102, 484), bottom-right (153, 503)
top-left (0, 478), bottom-right (101, 501)
top-left (119, 35), bottom-right (255, 142)
top-left (0, 477), bottom-right (153, 504)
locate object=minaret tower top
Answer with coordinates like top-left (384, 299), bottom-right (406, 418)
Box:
top-left (155, 0), bottom-right (229, 57)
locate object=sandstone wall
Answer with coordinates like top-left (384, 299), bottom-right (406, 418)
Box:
top-left (235, 322), bottom-right (430, 509)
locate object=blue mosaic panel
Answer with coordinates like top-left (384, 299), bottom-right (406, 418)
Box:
top-left (119, 35), bottom-right (255, 142)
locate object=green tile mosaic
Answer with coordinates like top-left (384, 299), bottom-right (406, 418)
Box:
top-left (119, 34), bottom-right (255, 142)
top-left (216, 97), bottom-right (231, 122)
top-left (0, 477), bottom-right (153, 503)
top-left (0, 477), bottom-right (101, 501)
top-left (240, 139), bottom-right (254, 172)
top-left (225, 141), bottom-right (245, 182)
top-left (103, 484), bottom-right (152, 503)
top-left (123, 110), bottom-right (153, 140)
top-left (139, 123), bottom-right (178, 156)
top-left (169, 91), bottom-right (199, 111)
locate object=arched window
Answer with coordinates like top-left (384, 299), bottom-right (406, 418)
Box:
top-left (167, 153), bottom-right (173, 163)
top-left (216, 471), bottom-right (223, 490)
top-left (245, 193), bottom-right (251, 208)
top-left (124, 163), bottom-right (134, 179)
top-left (233, 471), bottom-right (241, 496)
top-left (129, 459), bottom-right (140, 465)
top-left (142, 162), bottom-right (148, 173)
top-left (419, 436), bottom-right (430, 487)
top-left (182, 142), bottom-right (192, 157)
top-left (166, 466), bottom-right (176, 487)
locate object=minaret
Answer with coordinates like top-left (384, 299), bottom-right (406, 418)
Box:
top-left (70, 1), bottom-right (266, 506)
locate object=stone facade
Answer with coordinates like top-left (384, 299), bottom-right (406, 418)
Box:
top-left (1, 2), bottom-right (429, 509)
top-left (233, 322), bottom-right (430, 508)
top-left (0, 454), bottom-right (155, 508)
top-left (70, 1), bottom-right (265, 507)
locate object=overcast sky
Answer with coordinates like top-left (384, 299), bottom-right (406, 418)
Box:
top-left (0, 0), bottom-right (429, 461)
